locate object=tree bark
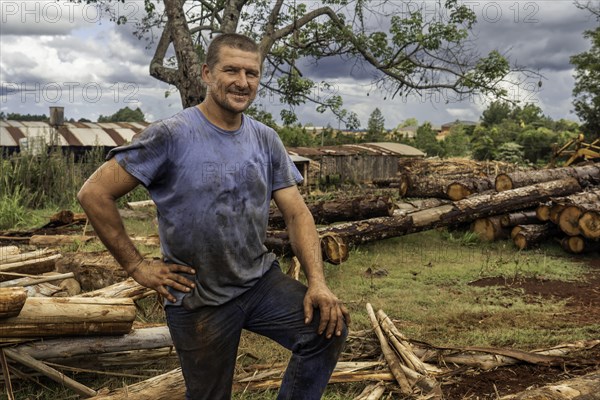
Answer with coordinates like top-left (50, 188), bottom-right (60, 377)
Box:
top-left (0, 297), bottom-right (136, 338)
top-left (498, 370), bottom-right (600, 399)
top-left (495, 164), bottom-right (600, 191)
top-left (0, 287), bottom-right (27, 319)
top-left (398, 158), bottom-right (517, 178)
top-left (56, 252), bottom-right (127, 292)
top-left (265, 231), bottom-right (348, 265)
top-left (500, 210), bottom-right (539, 227)
top-left (400, 175), bottom-right (453, 198)
top-left (512, 223), bottom-right (560, 250)
top-left (29, 235), bottom-right (93, 247)
top-left (269, 195), bottom-right (396, 229)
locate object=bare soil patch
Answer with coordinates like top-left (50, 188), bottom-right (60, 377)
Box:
top-left (444, 255), bottom-right (600, 399)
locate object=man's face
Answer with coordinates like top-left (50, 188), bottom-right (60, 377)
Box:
top-left (203, 46), bottom-right (261, 115)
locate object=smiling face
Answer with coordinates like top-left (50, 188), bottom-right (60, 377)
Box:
top-left (202, 46), bottom-right (261, 117)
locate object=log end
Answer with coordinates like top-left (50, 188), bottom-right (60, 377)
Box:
top-left (495, 174), bottom-right (513, 192)
top-left (557, 205), bottom-right (583, 236)
top-left (447, 183), bottom-right (472, 201)
top-left (320, 233), bottom-right (349, 265)
top-left (579, 211), bottom-right (600, 240)
top-left (0, 287), bottom-right (28, 319)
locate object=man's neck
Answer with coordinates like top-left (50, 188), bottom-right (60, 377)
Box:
top-left (197, 102), bottom-right (242, 131)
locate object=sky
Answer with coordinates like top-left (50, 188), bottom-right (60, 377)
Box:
top-left (0, 0), bottom-right (598, 128)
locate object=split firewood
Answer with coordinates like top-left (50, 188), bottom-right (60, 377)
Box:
top-left (0, 287), bottom-right (27, 318)
top-left (512, 223), bottom-right (560, 250)
top-left (365, 303), bottom-right (412, 394)
top-left (0, 297), bottom-right (136, 338)
top-left (0, 272), bottom-right (75, 288)
top-left (0, 248), bottom-right (57, 265)
top-left (4, 348), bottom-right (97, 397)
top-left (0, 246), bottom-right (20, 261)
top-left (0, 254), bottom-right (61, 283)
top-left (498, 370), bottom-right (600, 399)
top-left (77, 277), bottom-right (153, 300)
top-left (578, 209), bottom-right (600, 240)
top-left (495, 164), bottom-right (600, 191)
top-left (353, 382), bottom-right (386, 400)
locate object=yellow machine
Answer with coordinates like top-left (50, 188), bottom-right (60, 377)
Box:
top-left (550, 134), bottom-right (600, 166)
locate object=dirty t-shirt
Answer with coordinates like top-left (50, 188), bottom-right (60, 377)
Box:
top-left (107, 106), bottom-right (303, 309)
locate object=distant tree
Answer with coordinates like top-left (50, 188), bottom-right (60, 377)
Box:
top-left (276, 125), bottom-right (316, 147)
top-left (481, 101), bottom-right (512, 127)
top-left (496, 142), bottom-right (525, 164)
top-left (511, 103), bottom-right (550, 127)
top-left (414, 122), bottom-right (444, 157)
top-left (98, 107), bottom-right (145, 123)
top-left (443, 124), bottom-right (470, 157)
top-left (471, 131), bottom-right (496, 160)
top-left (571, 21), bottom-right (600, 138)
top-left (4, 113), bottom-right (47, 121)
top-left (0, 112), bottom-right (5, 120)
top-left (245, 106), bottom-right (277, 129)
top-left (400, 118), bottom-right (418, 128)
top-left (517, 127), bottom-right (557, 165)
top-left (78, 118), bottom-right (92, 123)
top-left (366, 108), bottom-right (386, 142)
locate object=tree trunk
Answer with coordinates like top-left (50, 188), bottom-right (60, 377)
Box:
top-left (372, 177), bottom-right (408, 188)
top-left (471, 216), bottom-right (509, 241)
top-left (265, 231), bottom-right (348, 265)
top-left (269, 195), bottom-right (396, 229)
top-left (394, 198), bottom-right (451, 216)
top-left (400, 175), bottom-right (453, 198)
top-left (14, 326), bottom-right (172, 361)
top-left (398, 158), bottom-right (517, 178)
top-left (0, 254), bottom-right (61, 283)
top-left (500, 210), bottom-right (539, 227)
top-left (498, 370), bottom-right (600, 399)
top-left (0, 297), bottom-right (136, 337)
top-left (316, 178), bottom-right (582, 248)
top-left (495, 164), bottom-right (600, 191)
top-left (446, 177), bottom-right (494, 201)
top-left (0, 287), bottom-right (27, 318)
top-left (512, 223), bottom-right (560, 250)
top-left (579, 209), bottom-right (600, 240)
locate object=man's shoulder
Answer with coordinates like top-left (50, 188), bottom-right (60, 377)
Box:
top-left (243, 114), bottom-right (278, 138)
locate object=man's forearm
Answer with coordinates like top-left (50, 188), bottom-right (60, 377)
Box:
top-left (79, 193), bottom-right (144, 274)
top-left (286, 210), bottom-right (327, 286)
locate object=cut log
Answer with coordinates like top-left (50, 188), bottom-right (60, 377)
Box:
top-left (513, 223), bottom-right (560, 250)
top-left (400, 175), bottom-right (453, 198)
top-left (0, 246), bottom-right (20, 262)
top-left (394, 198), bottom-right (451, 216)
top-left (127, 200), bottom-right (156, 209)
top-left (29, 234), bottom-right (94, 247)
top-left (56, 252), bottom-right (127, 291)
top-left (536, 202), bottom-right (552, 221)
top-left (498, 370), bottom-right (600, 400)
top-left (557, 204), bottom-right (590, 236)
top-left (372, 176), bottom-right (408, 189)
top-left (0, 272), bottom-right (75, 288)
top-left (77, 277), bottom-right (153, 300)
top-left (313, 178), bottom-right (582, 248)
top-left (0, 287), bottom-right (27, 318)
top-left (0, 249), bottom-right (57, 266)
top-left (15, 326), bottom-right (173, 360)
top-left (446, 177), bottom-right (494, 201)
top-left (559, 236), bottom-right (597, 254)
top-left (265, 231), bottom-right (348, 265)
top-left (579, 210), bottom-right (600, 240)
top-left (471, 216), bottom-right (510, 241)
top-left (495, 164), bottom-right (600, 191)
top-left (269, 195), bottom-right (396, 229)
top-left (0, 297), bottom-right (136, 337)
top-left (0, 254), bottom-right (61, 283)
top-left (500, 210), bottom-right (539, 227)
top-left (549, 203), bottom-right (567, 224)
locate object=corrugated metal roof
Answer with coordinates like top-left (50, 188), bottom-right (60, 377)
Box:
top-left (0, 120), bottom-right (150, 147)
top-left (287, 142), bottom-right (425, 157)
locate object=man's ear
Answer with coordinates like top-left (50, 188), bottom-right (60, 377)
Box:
top-left (201, 63), bottom-right (212, 85)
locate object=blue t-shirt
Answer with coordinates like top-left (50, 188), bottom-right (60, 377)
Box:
top-left (107, 106), bottom-right (303, 308)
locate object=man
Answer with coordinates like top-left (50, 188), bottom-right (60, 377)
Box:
top-left (78, 33), bottom-right (349, 400)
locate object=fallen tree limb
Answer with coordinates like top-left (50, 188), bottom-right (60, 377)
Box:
top-left (499, 370), bottom-right (600, 399)
top-left (0, 287), bottom-right (27, 318)
top-left (0, 254), bottom-right (61, 283)
top-left (76, 277), bottom-right (153, 300)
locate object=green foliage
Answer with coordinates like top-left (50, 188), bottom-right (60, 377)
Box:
top-left (496, 142), bottom-right (525, 164)
top-left (481, 100), bottom-right (511, 127)
top-left (98, 107), bottom-right (146, 123)
top-left (365, 108), bottom-right (386, 141)
top-left (0, 185), bottom-right (29, 229)
top-left (571, 25), bottom-right (600, 139)
top-left (275, 125), bottom-right (317, 147)
top-left (414, 122), bottom-right (444, 157)
top-left (517, 127), bottom-right (558, 165)
top-left (1, 112), bottom-right (47, 121)
top-left (443, 124), bottom-right (470, 157)
top-left (245, 106), bottom-right (278, 129)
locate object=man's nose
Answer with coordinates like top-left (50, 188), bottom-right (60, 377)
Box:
top-left (235, 72), bottom-right (249, 88)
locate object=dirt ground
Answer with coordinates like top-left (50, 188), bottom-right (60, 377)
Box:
top-left (443, 255), bottom-right (600, 399)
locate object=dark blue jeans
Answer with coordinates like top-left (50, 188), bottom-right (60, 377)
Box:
top-left (164, 263), bottom-right (348, 400)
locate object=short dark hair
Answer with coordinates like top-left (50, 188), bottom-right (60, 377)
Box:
top-left (205, 33), bottom-right (260, 70)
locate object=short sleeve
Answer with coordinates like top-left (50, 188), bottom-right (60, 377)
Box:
top-left (270, 133), bottom-right (303, 191)
top-left (106, 122), bottom-right (170, 187)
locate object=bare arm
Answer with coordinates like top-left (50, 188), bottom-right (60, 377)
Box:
top-left (77, 158), bottom-right (195, 302)
top-left (272, 185), bottom-right (350, 338)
